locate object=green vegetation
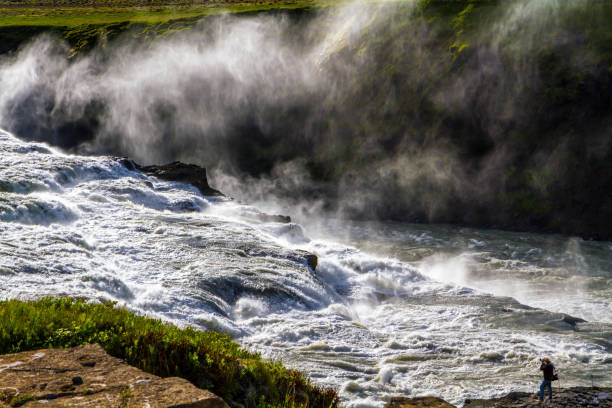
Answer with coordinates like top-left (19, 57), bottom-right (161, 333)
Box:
top-left (119, 386), bottom-right (132, 408)
top-left (0, 1), bottom-right (321, 27)
top-left (0, 298), bottom-right (339, 408)
top-left (0, 0), bottom-right (326, 54)
top-left (0, 392), bottom-right (36, 408)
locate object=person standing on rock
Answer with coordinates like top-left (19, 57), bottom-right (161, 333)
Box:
top-left (539, 357), bottom-right (555, 401)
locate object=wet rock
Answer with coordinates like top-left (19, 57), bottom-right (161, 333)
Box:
top-left (250, 212), bottom-right (291, 224)
top-left (562, 314), bottom-right (587, 327)
top-left (386, 387), bottom-right (612, 408)
top-left (287, 250), bottom-right (317, 271)
top-left (0, 344), bottom-right (229, 408)
top-left (386, 396), bottom-right (454, 407)
top-left (118, 157), bottom-right (137, 171)
top-left (462, 387), bottom-right (612, 407)
top-left (304, 253), bottom-right (318, 270)
top-left (137, 161), bottom-right (223, 197)
top-left (237, 208), bottom-right (292, 224)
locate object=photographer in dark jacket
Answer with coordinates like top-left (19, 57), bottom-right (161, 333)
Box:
top-left (539, 357), bottom-right (555, 401)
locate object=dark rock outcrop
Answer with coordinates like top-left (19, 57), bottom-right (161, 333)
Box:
top-left (235, 207), bottom-right (292, 224)
top-left (286, 250), bottom-right (317, 271)
top-left (249, 212), bottom-right (291, 224)
top-left (304, 253), bottom-right (318, 271)
top-left (136, 161), bottom-right (223, 197)
top-left (0, 344), bottom-right (229, 408)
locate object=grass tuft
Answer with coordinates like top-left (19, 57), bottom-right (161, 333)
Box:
top-left (0, 297), bottom-right (339, 408)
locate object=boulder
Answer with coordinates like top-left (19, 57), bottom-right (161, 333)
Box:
top-left (137, 161), bottom-right (223, 197)
top-left (0, 344), bottom-right (229, 408)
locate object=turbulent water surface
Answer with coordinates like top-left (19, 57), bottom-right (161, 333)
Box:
top-left (1, 130), bottom-right (610, 406)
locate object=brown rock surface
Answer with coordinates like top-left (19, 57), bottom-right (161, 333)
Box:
top-left (0, 344), bottom-right (229, 408)
top-left (386, 396), bottom-right (454, 407)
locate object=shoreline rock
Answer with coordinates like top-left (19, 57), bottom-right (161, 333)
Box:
top-left (463, 387), bottom-right (612, 408)
top-left (385, 387), bottom-right (612, 408)
top-left (0, 344), bottom-right (229, 408)
top-left (386, 396), bottom-right (454, 407)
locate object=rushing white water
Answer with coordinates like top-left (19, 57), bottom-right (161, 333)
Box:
top-left (0, 130), bottom-right (610, 406)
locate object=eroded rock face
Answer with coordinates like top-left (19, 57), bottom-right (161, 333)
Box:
top-left (0, 344), bottom-right (229, 408)
top-left (137, 161), bottom-right (223, 197)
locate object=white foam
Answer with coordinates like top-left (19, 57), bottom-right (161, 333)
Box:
top-left (377, 366), bottom-right (394, 384)
top-left (233, 297), bottom-right (269, 320)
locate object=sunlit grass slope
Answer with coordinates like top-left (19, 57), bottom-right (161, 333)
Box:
top-left (0, 298), bottom-right (339, 408)
top-left (0, 1), bottom-right (321, 27)
top-left (0, 0), bottom-right (325, 54)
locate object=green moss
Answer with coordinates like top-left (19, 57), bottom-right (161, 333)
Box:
top-left (0, 298), bottom-right (339, 408)
top-left (0, 392), bottom-right (36, 408)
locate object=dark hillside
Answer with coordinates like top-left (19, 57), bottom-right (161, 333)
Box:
top-left (316, 0), bottom-right (612, 239)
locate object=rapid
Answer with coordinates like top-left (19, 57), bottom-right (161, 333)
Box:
top-left (1, 130), bottom-right (610, 406)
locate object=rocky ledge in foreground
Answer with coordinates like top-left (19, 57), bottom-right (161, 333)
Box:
top-left (386, 387), bottom-right (612, 408)
top-left (0, 344), bottom-right (229, 408)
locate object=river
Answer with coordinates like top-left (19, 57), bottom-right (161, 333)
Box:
top-left (0, 129), bottom-right (610, 406)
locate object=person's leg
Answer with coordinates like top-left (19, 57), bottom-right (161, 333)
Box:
top-left (547, 380), bottom-right (553, 399)
top-left (540, 380), bottom-right (546, 401)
